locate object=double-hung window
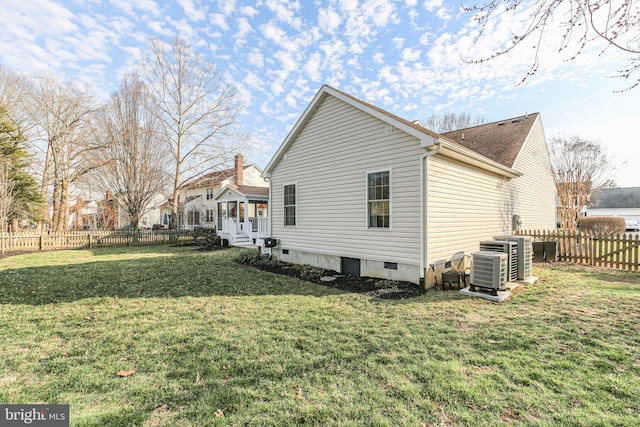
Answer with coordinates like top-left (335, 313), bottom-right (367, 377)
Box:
top-left (206, 187), bottom-right (214, 200)
top-left (284, 184), bottom-right (297, 226)
top-left (367, 170), bottom-right (390, 228)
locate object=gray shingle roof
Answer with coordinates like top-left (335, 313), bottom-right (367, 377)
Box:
top-left (442, 113), bottom-right (539, 168)
top-left (591, 187), bottom-right (640, 209)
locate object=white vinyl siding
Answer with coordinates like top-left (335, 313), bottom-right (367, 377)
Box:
top-left (425, 155), bottom-right (507, 265)
top-left (269, 95), bottom-right (422, 267)
top-left (510, 116), bottom-right (558, 230)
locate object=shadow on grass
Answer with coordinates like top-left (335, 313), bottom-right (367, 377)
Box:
top-left (0, 249), bottom-right (346, 305)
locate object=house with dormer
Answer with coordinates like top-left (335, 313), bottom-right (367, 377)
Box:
top-left (159, 154), bottom-right (269, 246)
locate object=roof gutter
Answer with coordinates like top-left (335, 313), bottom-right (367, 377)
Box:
top-left (436, 140), bottom-right (522, 179)
top-left (419, 140), bottom-right (443, 282)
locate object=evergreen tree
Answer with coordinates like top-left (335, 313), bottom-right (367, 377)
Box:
top-left (0, 106), bottom-right (44, 229)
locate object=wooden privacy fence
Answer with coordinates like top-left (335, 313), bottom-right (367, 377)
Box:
top-left (519, 229), bottom-right (640, 271)
top-left (0, 230), bottom-right (196, 254)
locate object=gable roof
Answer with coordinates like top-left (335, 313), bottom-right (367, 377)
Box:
top-left (180, 163), bottom-right (262, 190)
top-left (442, 113), bottom-right (539, 168)
top-left (263, 85), bottom-right (522, 179)
top-left (213, 184), bottom-right (270, 200)
top-left (590, 187), bottom-right (640, 209)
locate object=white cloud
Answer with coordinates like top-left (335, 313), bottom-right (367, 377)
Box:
top-left (247, 48), bottom-right (264, 68)
top-left (217, 0), bottom-right (236, 15)
top-left (392, 37), bottom-right (405, 49)
top-left (148, 20), bottom-right (175, 37)
top-left (178, 0), bottom-right (205, 21)
top-left (165, 17), bottom-right (200, 41)
top-left (234, 17), bottom-right (253, 46)
top-left (402, 47), bottom-right (421, 62)
top-left (243, 72), bottom-right (264, 89)
top-left (318, 7), bottom-right (341, 33)
top-left (305, 52), bottom-right (323, 82)
top-left (210, 13), bottom-right (229, 30)
top-left (265, 0), bottom-right (302, 29)
top-left (240, 6), bottom-right (259, 17)
top-left (423, 0), bottom-right (443, 12)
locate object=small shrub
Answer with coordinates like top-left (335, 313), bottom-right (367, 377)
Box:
top-left (236, 249), bottom-right (265, 265)
top-left (578, 216), bottom-right (626, 235)
top-left (192, 227), bottom-right (221, 249)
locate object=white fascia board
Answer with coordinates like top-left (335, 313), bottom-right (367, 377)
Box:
top-left (436, 141), bottom-right (522, 179)
top-left (212, 185), bottom-right (242, 201)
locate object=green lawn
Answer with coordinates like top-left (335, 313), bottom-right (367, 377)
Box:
top-left (1, 247), bottom-right (638, 426)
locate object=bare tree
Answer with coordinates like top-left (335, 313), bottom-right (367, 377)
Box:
top-left (463, 0), bottom-right (640, 89)
top-left (93, 73), bottom-right (170, 230)
top-left (23, 74), bottom-right (103, 231)
top-left (0, 158), bottom-right (16, 237)
top-left (140, 37), bottom-right (244, 229)
top-left (549, 135), bottom-right (614, 232)
top-left (0, 65), bottom-right (29, 130)
top-left (424, 111), bottom-right (486, 133)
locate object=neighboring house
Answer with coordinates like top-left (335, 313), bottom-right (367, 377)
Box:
top-left (262, 85), bottom-right (557, 286)
top-left (69, 191), bottom-right (165, 230)
top-left (159, 154), bottom-right (269, 245)
top-left (585, 187), bottom-right (640, 221)
top-left (68, 196), bottom-right (99, 230)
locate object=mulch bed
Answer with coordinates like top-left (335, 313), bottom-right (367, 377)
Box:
top-left (246, 258), bottom-right (427, 300)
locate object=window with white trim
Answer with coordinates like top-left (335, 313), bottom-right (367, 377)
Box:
top-left (284, 184), bottom-right (297, 226)
top-left (367, 170), bottom-right (390, 228)
top-left (206, 187), bottom-right (214, 200)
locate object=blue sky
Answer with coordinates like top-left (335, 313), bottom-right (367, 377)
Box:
top-left (1, 0), bottom-right (638, 186)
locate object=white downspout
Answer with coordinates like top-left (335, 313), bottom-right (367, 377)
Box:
top-left (420, 141), bottom-right (442, 284)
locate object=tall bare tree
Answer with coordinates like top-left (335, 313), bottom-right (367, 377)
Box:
top-left (423, 111), bottom-right (486, 133)
top-left (140, 37), bottom-right (244, 229)
top-left (463, 0), bottom-right (640, 89)
top-left (549, 135), bottom-right (614, 232)
top-left (24, 74), bottom-right (103, 231)
top-left (94, 73), bottom-right (170, 230)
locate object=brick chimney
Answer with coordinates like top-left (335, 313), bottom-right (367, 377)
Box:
top-left (75, 196), bottom-right (83, 229)
top-left (234, 154), bottom-right (243, 186)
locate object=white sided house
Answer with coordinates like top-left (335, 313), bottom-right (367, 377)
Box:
top-left (159, 154), bottom-right (269, 246)
top-left (262, 85), bottom-right (557, 286)
top-left (584, 187), bottom-right (640, 222)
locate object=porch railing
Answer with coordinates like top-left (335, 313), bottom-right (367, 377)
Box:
top-left (257, 217), bottom-right (270, 237)
top-left (220, 217), bottom-right (270, 241)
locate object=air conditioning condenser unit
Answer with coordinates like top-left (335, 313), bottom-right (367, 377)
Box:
top-left (470, 251), bottom-right (508, 296)
top-left (494, 235), bottom-right (533, 280)
top-left (479, 240), bottom-right (518, 282)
